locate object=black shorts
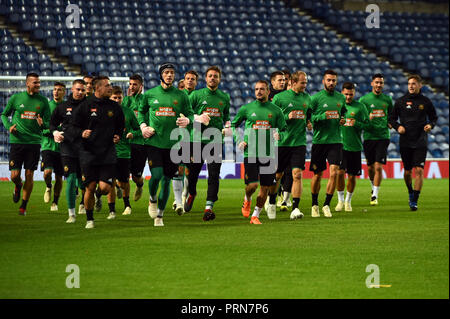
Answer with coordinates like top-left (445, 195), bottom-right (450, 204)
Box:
top-left (115, 158), bottom-right (130, 183)
top-left (276, 146), bottom-right (306, 173)
top-left (9, 143), bottom-right (40, 171)
top-left (130, 144), bottom-right (147, 178)
top-left (244, 157), bottom-right (277, 186)
top-left (146, 145), bottom-right (179, 178)
top-left (310, 143), bottom-right (343, 174)
top-left (340, 150), bottom-right (362, 176)
top-left (189, 142), bottom-right (223, 164)
top-left (400, 147), bottom-right (427, 171)
top-left (363, 139), bottom-right (389, 166)
top-left (40, 150), bottom-right (64, 175)
top-left (81, 164), bottom-right (116, 187)
top-left (61, 156), bottom-right (82, 178)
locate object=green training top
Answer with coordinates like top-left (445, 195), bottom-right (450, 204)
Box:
top-left (41, 99), bottom-right (63, 152)
top-left (184, 89), bottom-right (195, 96)
top-left (231, 100), bottom-right (287, 158)
top-left (122, 93), bottom-right (145, 145)
top-left (358, 92), bottom-right (394, 141)
top-left (310, 89), bottom-right (346, 144)
top-left (189, 87), bottom-right (231, 144)
top-left (272, 89), bottom-right (311, 147)
top-left (341, 100), bottom-right (369, 152)
top-left (116, 104), bottom-right (142, 159)
top-left (1, 91), bottom-right (50, 145)
top-left (138, 85), bottom-right (194, 149)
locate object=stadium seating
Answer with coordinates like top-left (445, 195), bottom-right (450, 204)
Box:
top-left (0, 0), bottom-right (448, 161)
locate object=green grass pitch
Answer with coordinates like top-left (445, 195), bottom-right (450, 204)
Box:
top-left (0, 178), bottom-right (448, 299)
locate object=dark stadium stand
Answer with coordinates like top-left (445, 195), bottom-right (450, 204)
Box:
top-left (0, 0), bottom-right (448, 161)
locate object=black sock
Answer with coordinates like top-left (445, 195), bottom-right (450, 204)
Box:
top-left (292, 198), bottom-right (300, 210)
top-left (312, 193), bottom-right (319, 206)
top-left (95, 188), bottom-right (102, 198)
top-left (53, 195), bottom-right (59, 205)
top-left (324, 193), bottom-right (333, 206)
top-left (20, 199), bottom-right (28, 209)
top-left (407, 183), bottom-right (413, 194)
top-left (108, 202), bottom-right (115, 213)
top-left (123, 196), bottom-right (131, 208)
top-left (136, 182), bottom-right (144, 188)
top-left (46, 182), bottom-right (52, 189)
top-left (269, 194), bottom-right (277, 204)
top-left (86, 209), bottom-right (94, 221)
top-left (413, 190), bottom-right (420, 202)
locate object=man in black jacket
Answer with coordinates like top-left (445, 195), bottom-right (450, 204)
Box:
top-left (70, 76), bottom-right (125, 228)
top-left (389, 74), bottom-right (437, 211)
top-left (50, 79), bottom-right (87, 223)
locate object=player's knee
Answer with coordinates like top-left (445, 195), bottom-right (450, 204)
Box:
top-left (247, 182), bottom-right (258, 192)
top-left (292, 169), bottom-right (302, 181)
top-left (275, 172), bottom-right (283, 181)
top-left (414, 167), bottom-right (424, 177)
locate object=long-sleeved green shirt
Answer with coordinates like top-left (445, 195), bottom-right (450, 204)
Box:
top-left (1, 91), bottom-right (50, 145)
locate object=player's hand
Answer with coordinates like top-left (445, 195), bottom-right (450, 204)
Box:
top-left (222, 127), bottom-right (232, 137)
top-left (273, 131), bottom-right (280, 141)
top-left (306, 121), bottom-right (312, 131)
top-left (397, 125), bottom-right (406, 134)
top-left (176, 116), bottom-right (190, 128)
top-left (424, 124), bottom-right (432, 133)
top-left (288, 111), bottom-right (295, 119)
top-left (194, 113), bottom-right (210, 126)
top-left (36, 114), bottom-right (43, 126)
top-left (113, 134), bottom-right (120, 144)
top-left (82, 129), bottom-right (92, 138)
top-left (141, 126), bottom-right (155, 138)
top-left (126, 132), bottom-right (133, 139)
top-left (53, 130), bottom-right (64, 143)
top-left (9, 124), bottom-right (17, 134)
top-left (238, 141), bottom-right (247, 151)
top-left (127, 87), bottom-right (132, 97)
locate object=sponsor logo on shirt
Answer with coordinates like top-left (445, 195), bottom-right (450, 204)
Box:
top-left (325, 110), bottom-right (339, 119)
top-left (20, 111), bottom-right (37, 120)
top-left (90, 108), bottom-right (97, 116)
top-left (344, 118), bottom-right (354, 126)
top-left (251, 112), bottom-right (256, 117)
top-left (19, 104), bottom-right (25, 108)
top-left (252, 120), bottom-right (271, 129)
top-left (202, 101), bottom-right (208, 105)
top-left (290, 110), bottom-right (305, 119)
top-left (205, 107), bottom-right (221, 117)
top-left (323, 103), bottom-right (328, 108)
top-left (370, 109), bottom-right (385, 119)
top-left (155, 107), bottom-right (176, 117)
top-left (406, 101), bottom-right (412, 109)
top-left (153, 99), bottom-right (159, 104)
top-left (370, 104), bottom-right (375, 108)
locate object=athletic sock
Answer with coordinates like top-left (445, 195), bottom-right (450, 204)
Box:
top-left (324, 193), bottom-right (333, 206)
top-left (86, 209), bottom-right (94, 221)
top-left (370, 179), bottom-right (374, 192)
top-left (46, 182), bottom-right (52, 189)
top-left (283, 191), bottom-right (290, 202)
top-left (312, 193), bottom-right (319, 206)
top-left (20, 199), bottom-right (28, 210)
top-left (252, 206), bottom-right (262, 218)
top-left (345, 192), bottom-right (353, 203)
top-left (292, 198), bottom-right (300, 210)
top-left (373, 186), bottom-right (379, 199)
top-left (123, 196), bottom-right (131, 208)
top-left (157, 176), bottom-right (171, 210)
top-left (244, 194), bottom-right (250, 202)
top-left (95, 187), bottom-right (102, 200)
top-left (205, 200), bottom-right (214, 211)
top-left (269, 193), bottom-right (277, 205)
top-left (108, 202), bottom-right (115, 213)
top-left (156, 208), bottom-right (164, 218)
top-left (66, 173), bottom-right (77, 209)
top-left (68, 208), bottom-right (75, 217)
top-left (413, 190), bottom-right (420, 202)
top-left (337, 191), bottom-right (345, 202)
top-left (172, 178), bottom-right (183, 205)
top-left (407, 183), bottom-right (413, 194)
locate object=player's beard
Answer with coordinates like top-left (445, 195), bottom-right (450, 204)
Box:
top-left (325, 84), bottom-right (335, 93)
